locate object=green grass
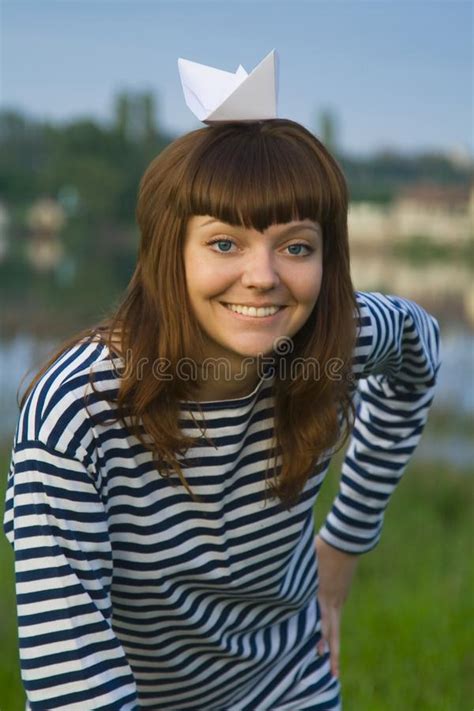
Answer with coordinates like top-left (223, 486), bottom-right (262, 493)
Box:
top-left (0, 445), bottom-right (472, 710)
top-left (315, 456), bottom-right (473, 710)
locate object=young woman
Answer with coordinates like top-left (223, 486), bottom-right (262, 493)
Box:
top-left (4, 119), bottom-right (440, 710)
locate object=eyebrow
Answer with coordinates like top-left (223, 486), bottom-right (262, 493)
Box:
top-left (199, 219), bottom-right (321, 238)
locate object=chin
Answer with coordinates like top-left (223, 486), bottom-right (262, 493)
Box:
top-left (227, 342), bottom-right (276, 359)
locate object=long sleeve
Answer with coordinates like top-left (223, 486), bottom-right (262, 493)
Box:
top-left (3, 437), bottom-right (139, 710)
top-left (317, 291), bottom-right (441, 555)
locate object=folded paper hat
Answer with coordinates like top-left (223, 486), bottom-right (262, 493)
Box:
top-left (177, 49), bottom-right (279, 124)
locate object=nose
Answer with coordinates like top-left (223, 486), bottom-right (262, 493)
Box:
top-left (240, 248), bottom-right (280, 290)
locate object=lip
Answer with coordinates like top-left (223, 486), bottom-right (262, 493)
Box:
top-left (221, 302), bottom-right (286, 308)
top-left (219, 302), bottom-right (287, 321)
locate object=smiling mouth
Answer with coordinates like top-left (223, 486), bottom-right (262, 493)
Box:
top-left (219, 302), bottom-right (287, 319)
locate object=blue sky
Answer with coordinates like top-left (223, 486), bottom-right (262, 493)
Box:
top-left (1, 0), bottom-right (472, 157)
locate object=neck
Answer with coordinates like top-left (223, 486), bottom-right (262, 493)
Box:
top-left (192, 360), bottom-right (261, 402)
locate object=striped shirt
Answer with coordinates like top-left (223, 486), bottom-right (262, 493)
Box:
top-left (3, 291), bottom-right (441, 710)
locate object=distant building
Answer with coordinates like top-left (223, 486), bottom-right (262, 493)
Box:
top-left (447, 145), bottom-right (473, 169)
top-left (392, 182), bottom-right (472, 243)
top-left (347, 202), bottom-right (392, 245)
top-left (348, 182), bottom-right (473, 247)
top-left (26, 198), bottom-right (66, 272)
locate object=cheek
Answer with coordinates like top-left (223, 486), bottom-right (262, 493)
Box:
top-left (289, 262), bottom-right (323, 303)
top-left (186, 258), bottom-right (237, 297)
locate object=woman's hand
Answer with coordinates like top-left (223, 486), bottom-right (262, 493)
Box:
top-left (314, 534), bottom-right (359, 678)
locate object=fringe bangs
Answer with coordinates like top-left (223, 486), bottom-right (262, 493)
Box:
top-left (173, 120), bottom-right (348, 231)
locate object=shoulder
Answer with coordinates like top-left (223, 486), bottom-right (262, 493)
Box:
top-left (353, 291), bottom-right (441, 379)
top-left (16, 338), bottom-right (119, 459)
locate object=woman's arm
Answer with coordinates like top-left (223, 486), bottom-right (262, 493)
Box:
top-left (4, 438), bottom-right (139, 710)
top-left (314, 292), bottom-right (440, 677)
top-left (318, 291), bottom-right (441, 554)
top-left (314, 534), bottom-right (359, 678)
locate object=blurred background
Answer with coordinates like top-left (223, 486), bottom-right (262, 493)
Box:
top-left (0, 1), bottom-right (472, 709)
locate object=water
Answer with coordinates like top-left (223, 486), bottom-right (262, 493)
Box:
top-left (436, 329), bottom-right (473, 414)
top-left (0, 335), bottom-right (57, 438)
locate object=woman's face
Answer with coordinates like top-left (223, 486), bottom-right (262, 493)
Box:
top-left (183, 215), bottom-right (323, 365)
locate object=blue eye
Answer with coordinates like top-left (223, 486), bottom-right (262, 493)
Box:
top-left (286, 243), bottom-right (313, 256)
top-left (208, 238), bottom-right (235, 253)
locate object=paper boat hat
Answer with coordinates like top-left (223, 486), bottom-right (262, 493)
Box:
top-left (178, 49), bottom-right (279, 124)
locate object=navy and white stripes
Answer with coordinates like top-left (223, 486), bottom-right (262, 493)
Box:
top-left (318, 293), bottom-right (441, 554)
top-left (3, 291), bottom-right (440, 710)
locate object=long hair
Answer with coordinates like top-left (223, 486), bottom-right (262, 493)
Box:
top-left (19, 119), bottom-right (358, 509)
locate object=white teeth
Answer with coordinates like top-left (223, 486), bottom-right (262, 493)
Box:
top-left (225, 304), bottom-right (282, 317)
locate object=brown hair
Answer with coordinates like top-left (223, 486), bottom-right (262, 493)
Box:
top-left (19, 119), bottom-right (358, 509)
